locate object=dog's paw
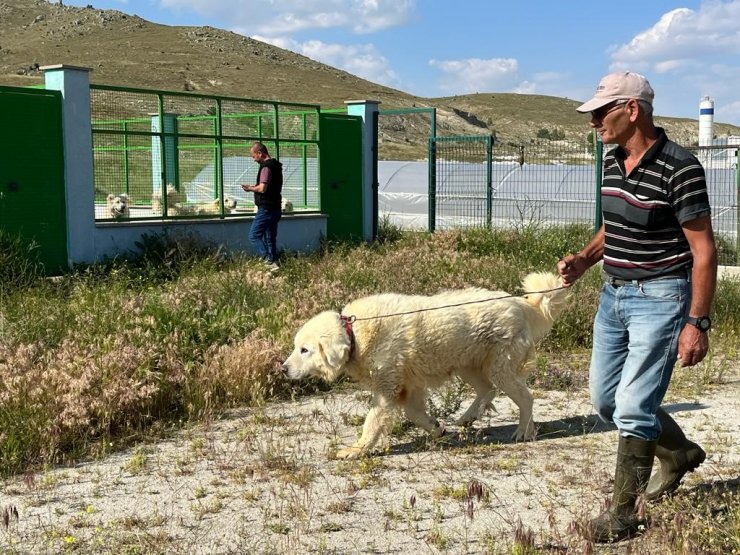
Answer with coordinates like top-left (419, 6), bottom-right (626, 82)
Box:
top-left (335, 446), bottom-right (364, 460)
top-left (454, 416), bottom-right (475, 428)
top-left (511, 423), bottom-right (537, 442)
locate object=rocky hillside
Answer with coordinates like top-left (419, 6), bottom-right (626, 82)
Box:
top-left (2, 0), bottom-right (739, 157)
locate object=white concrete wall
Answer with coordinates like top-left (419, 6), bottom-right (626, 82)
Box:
top-left (93, 215), bottom-right (327, 260)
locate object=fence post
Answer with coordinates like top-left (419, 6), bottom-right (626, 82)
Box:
top-left (345, 99), bottom-right (381, 241)
top-left (736, 146), bottom-right (739, 265)
top-left (150, 110), bottom-right (178, 197)
top-left (41, 64), bottom-right (94, 266)
top-left (428, 137), bottom-right (436, 232)
top-left (594, 134), bottom-right (603, 232)
top-left (486, 135), bottom-right (493, 229)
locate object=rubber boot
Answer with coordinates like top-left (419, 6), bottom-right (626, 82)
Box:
top-left (645, 408), bottom-right (706, 501)
top-left (588, 435), bottom-right (657, 543)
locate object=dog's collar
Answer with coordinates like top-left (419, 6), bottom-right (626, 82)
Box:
top-left (340, 315), bottom-right (356, 358)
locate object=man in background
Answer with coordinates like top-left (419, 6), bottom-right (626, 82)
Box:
top-left (242, 142), bottom-right (284, 272)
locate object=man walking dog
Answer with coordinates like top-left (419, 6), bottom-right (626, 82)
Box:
top-left (558, 71), bottom-right (717, 543)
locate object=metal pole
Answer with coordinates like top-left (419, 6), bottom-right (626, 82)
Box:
top-left (594, 132), bottom-right (603, 232)
top-left (486, 135), bottom-right (493, 229)
top-left (428, 137), bottom-right (436, 233)
top-left (215, 98), bottom-right (223, 213)
top-left (736, 146), bottom-right (739, 265)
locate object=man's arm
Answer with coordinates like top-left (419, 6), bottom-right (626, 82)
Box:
top-left (557, 225), bottom-right (605, 286)
top-left (677, 215), bottom-right (717, 367)
top-left (242, 182), bottom-right (267, 193)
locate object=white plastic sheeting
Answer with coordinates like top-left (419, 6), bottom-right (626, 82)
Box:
top-left (379, 160), bottom-right (738, 238)
top-left (379, 160), bottom-right (597, 230)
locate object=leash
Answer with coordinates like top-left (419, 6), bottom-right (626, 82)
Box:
top-left (342, 285), bottom-right (568, 323)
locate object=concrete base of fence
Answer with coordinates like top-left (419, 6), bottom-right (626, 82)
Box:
top-left (719, 265), bottom-right (740, 279)
top-left (93, 213), bottom-right (327, 262)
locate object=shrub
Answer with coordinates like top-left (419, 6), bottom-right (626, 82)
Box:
top-left (0, 230), bottom-right (42, 291)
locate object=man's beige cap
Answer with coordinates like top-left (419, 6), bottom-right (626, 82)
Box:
top-left (576, 71), bottom-right (654, 113)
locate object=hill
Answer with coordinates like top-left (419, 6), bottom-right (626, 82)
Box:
top-left (2, 0), bottom-right (739, 158)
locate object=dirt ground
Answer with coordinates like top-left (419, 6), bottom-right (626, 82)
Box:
top-left (1, 366), bottom-right (738, 554)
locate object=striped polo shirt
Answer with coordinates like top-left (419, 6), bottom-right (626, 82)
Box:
top-left (601, 128), bottom-right (711, 280)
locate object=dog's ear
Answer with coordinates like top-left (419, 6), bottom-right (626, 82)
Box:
top-left (107, 194), bottom-right (115, 202)
top-left (318, 339), bottom-right (349, 379)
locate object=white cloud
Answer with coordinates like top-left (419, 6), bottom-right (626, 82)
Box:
top-left (428, 58), bottom-right (522, 95)
top-left (252, 35), bottom-right (402, 89)
top-left (606, 1), bottom-right (740, 123)
top-left (158, 0), bottom-right (413, 34)
top-left (717, 100), bottom-right (740, 122)
top-left (427, 59), bottom-right (580, 98)
top-left (609, 1), bottom-right (740, 72)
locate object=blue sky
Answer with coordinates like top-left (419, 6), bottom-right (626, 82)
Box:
top-left (54, 0), bottom-right (740, 124)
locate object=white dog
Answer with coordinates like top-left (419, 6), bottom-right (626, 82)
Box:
top-left (282, 272), bottom-right (569, 459)
top-left (251, 198), bottom-right (294, 213)
top-left (151, 184), bottom-right (187, 216)
top-left (191, 196), bottom-right (238, 215)
top-left (106, 193), bottom-right (130, 219)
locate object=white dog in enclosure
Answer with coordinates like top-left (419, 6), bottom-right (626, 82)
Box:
top-left (106, 193), bottom-right (130, 219)
top-left (191, 196), bottom-right (238, 215)
top-left (251, 198), bottom-right (294, 213)
top-left (282, 272), bottom-right (570, 459)
top-left (151, 184), bottom-right (187, 216)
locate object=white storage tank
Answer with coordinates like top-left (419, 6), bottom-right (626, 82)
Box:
top-left (699, 96), bottom-right (714, 147)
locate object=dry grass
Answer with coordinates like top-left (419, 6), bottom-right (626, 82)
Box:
top-left (1, 226), bottom-right (739, 553)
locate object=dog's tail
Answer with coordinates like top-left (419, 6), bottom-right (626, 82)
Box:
top-left (520, 272), bottom-right (569, 323)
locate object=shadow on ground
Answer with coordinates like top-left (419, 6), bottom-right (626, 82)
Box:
top-left (386, 401), bottom-right (710, 456)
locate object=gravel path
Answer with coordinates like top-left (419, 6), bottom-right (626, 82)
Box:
top-left (2, 369), bottom-right (738, 554)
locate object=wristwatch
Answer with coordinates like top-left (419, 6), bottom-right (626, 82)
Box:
top-left (686, 316), bottom-right (712, 333)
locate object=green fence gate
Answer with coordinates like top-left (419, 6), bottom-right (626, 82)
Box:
top-left (0, 86), bottom-right (68, 275)
top-left (319, 112), bottom-right (363, 240)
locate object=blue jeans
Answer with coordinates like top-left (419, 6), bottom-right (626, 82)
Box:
top-left (249, 206), bottom-right (281, 263)
top-left (590, 277), bottom-right (690, 440)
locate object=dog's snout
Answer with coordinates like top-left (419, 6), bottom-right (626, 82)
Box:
top-left (280, 363), bottom-right (289, 375)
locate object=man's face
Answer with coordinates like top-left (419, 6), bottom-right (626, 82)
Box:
top-left (250, 149), bottom-right (261, 162)
top-left (589, 99), bottom-right (632, 144)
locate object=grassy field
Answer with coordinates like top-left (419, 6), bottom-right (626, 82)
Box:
top-left (1, 224), bottom-right (738, 552)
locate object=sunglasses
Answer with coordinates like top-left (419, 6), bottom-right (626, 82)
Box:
top-left (591, 100), bottom-right (628, 120)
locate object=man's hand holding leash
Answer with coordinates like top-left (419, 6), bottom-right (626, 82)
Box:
top-left (557, 254), bottom-right (588, 287)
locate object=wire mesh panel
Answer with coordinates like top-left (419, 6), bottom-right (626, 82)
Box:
top-left (90, 88), bottom-right (160, 220)
top-left (686, 144), bottom-right (739, 265)
top-left (489, 137), bottom-right (598, 231)
top-left (432, 135), bottom-right (492, 231)
top-left (90, 85), bottom-right (321, 221)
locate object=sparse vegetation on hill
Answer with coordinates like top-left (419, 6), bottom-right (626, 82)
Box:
top-left (2, 0), bottom-right (739, 155)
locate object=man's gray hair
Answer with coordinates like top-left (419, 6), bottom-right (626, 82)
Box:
top-left (638, 100), bottom-right (653, 118)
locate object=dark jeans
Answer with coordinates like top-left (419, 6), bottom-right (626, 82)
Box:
top-left (249, 206), bottom-right (282, 263)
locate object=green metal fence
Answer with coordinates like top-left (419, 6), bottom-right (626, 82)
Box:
top-left (90, 85), bottom-right (321, 221)
top-left (684, 144), bottom-right (739, 265)
top-left (429, 135), bottom-right (492, 232)
top-left (421, 133), bottom-right (738, 265)
top-left (373, 107), bottom-right (738, 265)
